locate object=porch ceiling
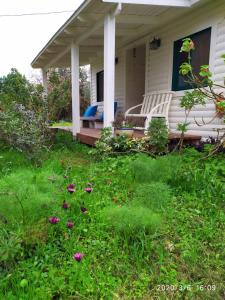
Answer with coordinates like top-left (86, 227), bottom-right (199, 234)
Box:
top-left (31, 0), bottom-right (205, 69)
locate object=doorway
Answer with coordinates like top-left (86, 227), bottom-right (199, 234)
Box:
top-left (125, 44), bottom-right (146, 110)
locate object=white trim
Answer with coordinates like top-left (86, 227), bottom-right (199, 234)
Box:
top-left (71, 43), bottom-right (80, 136)
top-left (41, 68), bottom-right (48, 94)
top-left (31, 0), bottom-right (92, 67)
top-left (104, 12), bottom-right (116, 128)
top-left (102, 0), bottom-right (192, 8)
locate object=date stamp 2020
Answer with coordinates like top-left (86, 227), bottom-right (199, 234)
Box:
top-left (156, 284), bottom-right (217, 292)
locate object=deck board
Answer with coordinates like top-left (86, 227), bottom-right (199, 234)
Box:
top-left (77, 128), bottom-right (201, 146)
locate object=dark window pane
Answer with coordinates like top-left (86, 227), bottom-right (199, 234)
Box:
top-left (172, 27), bottom-right (211, 91)
top-left (97, 70), bottom-right (104, 102)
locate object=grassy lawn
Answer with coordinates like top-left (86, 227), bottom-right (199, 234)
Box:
top-left (0, 135), bottom-right (224, 299)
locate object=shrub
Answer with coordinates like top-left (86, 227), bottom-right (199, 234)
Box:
top-left (0, 102), bottom-right (50, 162)
top-left (133, 182), bottom-right (172, 211)
top-left (102, 206), bottom-right (161, 237)
top-left (146, 118), bottom-right (169, 154)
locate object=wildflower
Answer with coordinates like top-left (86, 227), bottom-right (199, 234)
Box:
top-left (62, 201), bottom-right (69, 209)
top-left (49, 216), bottom-right (60, 224)
top-left (73, 252), bottom-right (84, 262)
top-left (81, 207), bottom-right (88, 213)
top-left (64, 175), bottom-right (68, 179)
top-left (84, 187), bottom-right (93, 193)
top-left (67, 221), bottom-right (74, 229)
top-left (67, 183), bottom-right (75, 193)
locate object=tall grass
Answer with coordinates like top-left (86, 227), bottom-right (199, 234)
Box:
top-left (130, 155), bottom-right (181, 183)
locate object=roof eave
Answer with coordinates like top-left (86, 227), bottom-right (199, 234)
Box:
top-left (31, 0), bottom-right (93, 68)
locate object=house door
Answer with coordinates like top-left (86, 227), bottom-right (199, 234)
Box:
top-left (125, 44), bottom-right (146, 110)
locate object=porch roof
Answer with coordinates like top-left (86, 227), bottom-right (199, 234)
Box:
top-left (31, 0), bottom-right (204, 69)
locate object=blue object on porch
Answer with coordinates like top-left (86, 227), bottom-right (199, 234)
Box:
top-left (83, 105), bottom-right (98, 117)
top-left (97, 101), bottom-right (118, 121)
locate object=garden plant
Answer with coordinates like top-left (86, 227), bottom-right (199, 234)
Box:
top-left (0, 132), bottom-right (224, 299)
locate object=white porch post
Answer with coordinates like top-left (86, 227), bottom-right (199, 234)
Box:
top-left (41, 68), bottom-right (48, 94)
top-left (71, 42), bottom-right (80, 136)
top-left (104, 13), bottom-right (116, 128)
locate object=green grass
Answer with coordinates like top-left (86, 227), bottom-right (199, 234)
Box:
top-left (0, 137), bottom-right (224, 299)
top-left (51, 121), bottom-right (72, 127)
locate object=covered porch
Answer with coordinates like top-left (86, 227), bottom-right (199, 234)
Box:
top-left (32, 0), bottom-right (204, 138)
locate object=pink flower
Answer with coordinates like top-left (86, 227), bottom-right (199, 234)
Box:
top-left (67, 221), bottom-right (74, 229)
top-left (84, 187), bottom-right (93, 193)
top-left (49, 216), bottom-right (60, 224)
top-left (67, 183), bottom-right (75, 193)
top-left (62, 201), bottom-right (69, 209)
top-left (73, 252), bottom-right (84, 262)
top-left (81, 207), bottom-right (88, 213)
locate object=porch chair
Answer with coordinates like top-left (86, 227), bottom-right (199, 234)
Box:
top-left (125, 91), bottom-right (174, 129)
top-left (81, 101), bottom-right (118, 128)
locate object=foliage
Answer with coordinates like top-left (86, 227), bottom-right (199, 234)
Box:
top-left (178, 38), bottom-right (225, 150)
top-left (130, 155), bottom-right (181, 184)
top-left (0, 139), bottom-right (224, 299)
top-left (133, 182), bottom-right (172, 210)
top-left (0, 103), bottom-right (49, 163)
top-left (102, 206), bottom-right (162, 237)
top-left (47, 68), bottom-right (90, 122)
top-left (95, 118), bottom-right (169, 158)
top-left (146, 118), bottom-right (169, 153)
top-left (0, 70), bottom-right (50, 163)
top-left (0, 68), bottom-right (45, 113)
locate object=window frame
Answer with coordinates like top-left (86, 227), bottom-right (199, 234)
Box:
top-left (172, 27), bottom-right (212, 92)
top-left (96, 70), bottom-right (104, 102)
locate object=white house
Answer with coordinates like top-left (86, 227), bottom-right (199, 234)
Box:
top-left (31, 0), bottom-right (225, 138)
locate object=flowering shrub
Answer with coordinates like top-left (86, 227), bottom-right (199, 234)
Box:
top-left (178, 38), bottom-right (225, 150)
top-left (0, 102), bottom-right (50, 162)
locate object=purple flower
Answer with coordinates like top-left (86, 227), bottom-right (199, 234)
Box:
top-left (67, 183), bottom-right (75, 194)
top-left (49, 216), bottom-right (60, 224)
top-left (73, 252), bottom-right (84, 262)
top-left (67, 221), bottom-right (74, 229)
top-left (84, 187), bottom-right (93, 193)
top-left (64, 175), bottom-right (68, 179)
top-left (81, 207), bottom-right (88, 213)
top-left (62, 201), bottom-right (69, 209)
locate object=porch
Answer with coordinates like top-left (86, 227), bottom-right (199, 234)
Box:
top-left (32, 0), bottom-right (209, 139)
top-left (52, 126), bottom-right (201, 146)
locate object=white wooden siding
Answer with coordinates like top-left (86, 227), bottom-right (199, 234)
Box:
top-left (90, 0), bottom-right (225, 137)
top-left (145, 0), bottom-right (225, 137)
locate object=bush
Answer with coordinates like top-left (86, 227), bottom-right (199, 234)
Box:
top-left (102, 206), bottom-right (161, 237)
top-left (146, 118), bottom-right (169, 154)
top-left (133, 182), bottom-right (172, 211)
top-left (0, 102), bottom-right (50, 162)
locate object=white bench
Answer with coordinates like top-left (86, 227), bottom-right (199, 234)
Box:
top-left (125, 91), bottom-right (174, 129)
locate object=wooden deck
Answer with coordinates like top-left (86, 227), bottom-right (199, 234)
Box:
top-left (77, 128), bottom-right (201, 146)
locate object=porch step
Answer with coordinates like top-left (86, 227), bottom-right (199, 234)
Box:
top-left (77, 128), bottom-right (101, 146)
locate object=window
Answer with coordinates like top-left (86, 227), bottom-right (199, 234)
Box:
top-left (96, 70), bottom-right (104, 102)
top-left (172, 27), bottom-right (211, 91)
